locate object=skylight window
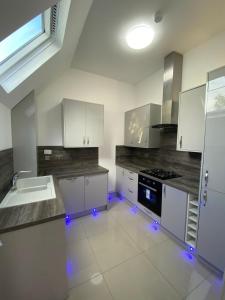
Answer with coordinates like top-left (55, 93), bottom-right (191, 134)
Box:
top-left (0, 15), bottom-right (44, 64)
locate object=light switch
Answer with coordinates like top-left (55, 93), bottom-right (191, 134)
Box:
top-left (44, 149), bottom-right (52, 155)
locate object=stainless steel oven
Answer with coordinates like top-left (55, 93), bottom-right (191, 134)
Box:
top-left (138, 174), bottom-right (162, 217)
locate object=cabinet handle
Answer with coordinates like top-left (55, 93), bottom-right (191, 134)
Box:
top-left (204, 170), bottom-right (209, 187)
top-left (83, 137), bottom-right (86, 145)
top-left (163, 185), bottom-right (166, 196)
top-left (86, 178), bottom-right (89, 185)
top-left (128, 189), bottom-right (133, 194)
top-left (179, 136), bottom-right (182, 149)
top-left (128, 177), bottom-right (134, 181)
top-left (87, 137), bottom-right (89, 145)
top-left (203, 190), bottom-right (207, 206)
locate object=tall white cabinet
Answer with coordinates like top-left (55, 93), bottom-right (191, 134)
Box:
top-left (62, 99), bottom-right (104, 148)
top-left (124, 103), bottom-right (161, 148)
top-left (161, 185), bottom-right (187, 241)
top-left (177, 85), bottom-right (206, 152)
top-left (198, 67), bottom-right (225, 272)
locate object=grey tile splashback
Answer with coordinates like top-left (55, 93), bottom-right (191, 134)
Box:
top-left (116, 129), bottom-right (201, 178)
top-left (0, 149), bottom-right (13, 202)
top-left (37, 146), bottom-right (99, 175)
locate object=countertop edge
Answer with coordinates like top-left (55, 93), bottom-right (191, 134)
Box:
top-left (116, 162), bottom-right (200, 197)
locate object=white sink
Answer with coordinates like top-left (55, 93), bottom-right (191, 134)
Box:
top-left (0, 176), bottom-right (56, 208)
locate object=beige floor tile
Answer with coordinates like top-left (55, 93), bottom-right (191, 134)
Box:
top-left (65, 218), bottom-right (87, 242)
top-left (145, 239), bottom-right (212, 297)
top-left (186, 274), bottom-right (224, 300)
top-left (88, 227), bottom-right (141, 272)
top-left (81, 211), bottom-right (118, 238)
top-left (66, 238), bottom-right (101, 288)
top-left (104, 253), bottom-right (181, 300)
top-left (68, 274), bottom-right (113, 300)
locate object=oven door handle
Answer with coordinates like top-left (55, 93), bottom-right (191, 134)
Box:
top-left (138, 182), bottom-right (157, 192)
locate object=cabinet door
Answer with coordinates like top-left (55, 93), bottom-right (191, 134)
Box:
top-left (116, 166), bottom-right (125, 198)
top-left (58, 177), bottom-right (85, 215)
top-left (132, 105), bottom-right (150, 148)
top-left (198, 189), bottom-right (225, 272)
top-left (124, 169), bottom-right (138, 204)
top-left (124, 110), bottom-right (135, 146)
top-left (202, 86), bottom-right (225, 194)
top-left (85, 174), bottom-right (108, 210)
top-left (177, 85), bottom-right (205, 152)
top-left (63, 99), bottom-right (86, 147)
top-left (161, 185), bottom-right (187, 241)
top-left (85, 103), bottom-right (104, 147)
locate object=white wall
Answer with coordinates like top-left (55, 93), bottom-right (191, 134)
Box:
top-left (135, 69), bottom-right (164, 106)
top-left (182, 30), bottom-right (225, 91)
top-left (0, 102), bottom-right (12, 151)
top-left (36, 68), bottom-right (135, 191)
top-left (136, 30), bottom-right (225, 105)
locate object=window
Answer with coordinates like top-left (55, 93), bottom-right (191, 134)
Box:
top-left (0, 0), bottom-right (71, 94)
top-left (0, 15), bottom-right (45, 64)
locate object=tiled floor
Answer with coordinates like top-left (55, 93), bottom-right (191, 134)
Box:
top-left (66, 198), bottom-right (224, 300)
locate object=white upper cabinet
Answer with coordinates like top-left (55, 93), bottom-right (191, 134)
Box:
top-left (124, 103), bottom-right (161, 148)
top-left (177, 85), bottom-right (206, 153)
top-left (62, 99), bottom-right (104, 148)
top-left (85, 102), bottom-right (104, 147)
top-left (201, 86), bottom-right (225, 194)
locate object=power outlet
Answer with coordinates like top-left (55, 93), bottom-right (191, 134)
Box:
top-left (44, 149), bottom-right (52, 155)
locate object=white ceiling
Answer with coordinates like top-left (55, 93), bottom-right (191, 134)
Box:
top-left (72, 0), bottom-right (225, 84)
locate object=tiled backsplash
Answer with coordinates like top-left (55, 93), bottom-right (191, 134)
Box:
top-left (37, 146), bottom-right (99, 175)
top-left (0, 149), bottom-right (13, 202)
top-left (116, 129), bottom-right (201, 178)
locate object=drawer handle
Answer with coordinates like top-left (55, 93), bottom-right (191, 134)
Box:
top-left (128, 189), bottom-right (133, 194)
top-left (128, 177), bottom-right (134, 181)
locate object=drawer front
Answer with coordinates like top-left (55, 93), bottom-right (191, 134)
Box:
top-left (124, 169), bottom-right (138, 204)
top-left (124, 169), bottom-right (138, 181)
top-left (126, 176), bottom-right (138, 193)
top-left (125, 186), bottom-right (137, 204)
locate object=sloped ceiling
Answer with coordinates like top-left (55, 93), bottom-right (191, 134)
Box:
top-left (72, 0), bottom-right (225, 84)
top-left (0, 0), bottom-right (93, 108)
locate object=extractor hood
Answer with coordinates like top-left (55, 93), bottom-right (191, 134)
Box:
top-left (152, 52), bottom-right (183, 129)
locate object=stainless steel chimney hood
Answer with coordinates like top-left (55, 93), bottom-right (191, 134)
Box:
top-left (152, 52), bottom-right (183, 129)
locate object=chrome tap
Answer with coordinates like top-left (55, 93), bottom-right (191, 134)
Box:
top-left (11, 171), bottom-right (32, 191)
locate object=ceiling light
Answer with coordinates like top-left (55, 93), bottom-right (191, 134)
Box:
top-left (126, 25), bottom-right (154, 50)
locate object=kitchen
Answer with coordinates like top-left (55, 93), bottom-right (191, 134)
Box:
top-left (0, 0), bottom-right (225, 299)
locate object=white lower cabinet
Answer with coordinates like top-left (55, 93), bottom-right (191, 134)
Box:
top-left (116, 166), bottom-right (138, 204)
top-left (161, 185), bottom-right (188, 241)
top-left (58, 176), bottom-right (85, 215)
top-left (85, 174), bottom-right (108, 210)
top-left (116, 166), bottom-right (125, 198)
top-left (59, 173), bottom-right (108, 215)
top-left (198, 189), bottom-right (225, 272)
top-left (0, 219), bottom-right (67, 300)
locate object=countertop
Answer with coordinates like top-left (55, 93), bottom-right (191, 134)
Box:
top-left (0, 177), bottom-right (65, 234)
top-left (0, 166), bottom-right (109, 234)
top-left (116, 161), bottom-right (200, 196)
top-left (49, 165), bottom-right (109, 179)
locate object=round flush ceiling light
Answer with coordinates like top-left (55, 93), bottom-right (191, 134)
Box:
top-left (126, 25), bottom-right (154, 50)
